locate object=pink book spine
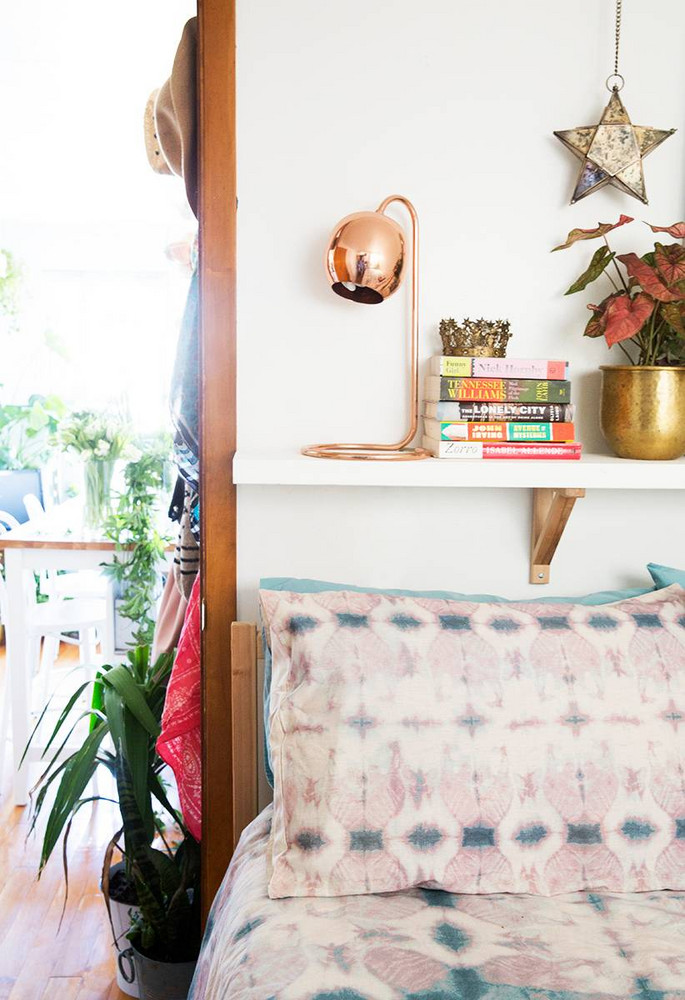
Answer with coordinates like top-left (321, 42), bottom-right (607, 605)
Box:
top-left (481, 443), bottom-right (581, 459)
top-left (471, 359), bottom-right (568, 380)
top-left (423, 437), bottom-right (583, 459)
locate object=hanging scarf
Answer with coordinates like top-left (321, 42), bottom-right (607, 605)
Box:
top-left (157, 574), bottom-right (202, 840)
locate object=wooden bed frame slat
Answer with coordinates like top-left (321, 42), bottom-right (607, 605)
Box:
top-left (230, 623), bottom-right (259, 850)
top-left (198, 0), bottom-right (237, 922)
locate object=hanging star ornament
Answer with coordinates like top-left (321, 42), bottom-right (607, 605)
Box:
top-left (554, 89), bottom-right (675, 204)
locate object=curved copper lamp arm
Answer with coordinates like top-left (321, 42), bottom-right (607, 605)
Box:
top-left (302, 194), bottom-right (429, 461)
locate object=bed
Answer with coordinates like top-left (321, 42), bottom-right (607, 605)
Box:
top-left (188, 587), bottom-right (685, 1000)
top-left (191, 805), bottom-right (685, 999)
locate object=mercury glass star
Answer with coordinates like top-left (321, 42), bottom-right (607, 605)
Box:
top-left (554, 90), bottom-right (675, 204)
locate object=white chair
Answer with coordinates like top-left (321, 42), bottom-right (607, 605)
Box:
top-left (22, 493), bottom-right (109, 601)
top-left (0, 510), bottom-right (109, 785)
top-left (22, 493), bottom-right (46, 522)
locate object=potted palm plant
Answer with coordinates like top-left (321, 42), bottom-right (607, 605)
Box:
top-left (25, 646), bottom-right (200, 999)
top-left (553, 217), bottom-right (685, 459)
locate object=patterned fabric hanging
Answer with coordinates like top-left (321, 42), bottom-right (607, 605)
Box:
top-left (156, 574), bottom-right (202, 840)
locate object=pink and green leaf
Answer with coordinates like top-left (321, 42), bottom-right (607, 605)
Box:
top-left (565, 245), bottom-right (616, 295)
top-left (603, 293), bottom-right (654, 346)
top-left (646, 222), bottom-right (685, 239)
top-left (552, 214), bottom-right (633, 252)
top-left (654, 243), bottom-right (685, 288)
top-left (616, 253), bottom-right (680, 302)
top-left (661, 301), bottom-right (685, 338)
top-left (583, 294), bottom-right (621, 338)
top-left (584, 306), bottom-right (607, 339)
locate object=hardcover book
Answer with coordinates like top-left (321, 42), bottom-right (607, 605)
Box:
top-left (424, 420), bottom-right (575, 443)
top-left (424, 401), bottom-right (575, 422)
top-left (424, 376), bottom-right (572, 404)
top-left (429, 356), bottom-right (568, 380)
top-left (422, 437), bottom-right (582, 460)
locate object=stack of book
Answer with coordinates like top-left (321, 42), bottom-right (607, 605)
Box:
top-left (422, 356), bottom-right (580, 460)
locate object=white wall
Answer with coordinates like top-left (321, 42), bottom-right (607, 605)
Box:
top-left (236, 0), bottom-right (685, 616)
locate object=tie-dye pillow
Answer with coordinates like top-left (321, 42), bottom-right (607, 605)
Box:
top-left (260, 585), bottom-right (685, 899)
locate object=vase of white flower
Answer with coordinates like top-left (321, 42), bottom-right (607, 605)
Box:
top-left (84, 459), bottom-right (116, 529)
top-left (60, 410), bottom-right (135, 530)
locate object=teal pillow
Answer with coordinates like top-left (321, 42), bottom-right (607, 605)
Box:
top-left (260, 576), bottom-right (650, 606)
top-left (648, 563), bottom-right (685, 589)
top-left (260, 576), bottom-right (653, 787)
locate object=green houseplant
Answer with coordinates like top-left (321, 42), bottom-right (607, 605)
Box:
top-left (26, 646), bottom-right (201, 998)
top-left (103, 436), bottom-right (172, 648)
top-left (0, 393), bottom-right (66, 471)
top-left (553, 217), bottom-right (685, 459)
top-left (115, 756), bottom-right (200, 1000)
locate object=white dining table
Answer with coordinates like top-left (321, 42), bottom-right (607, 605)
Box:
top-left (0, 500), bottom-right (117, 804)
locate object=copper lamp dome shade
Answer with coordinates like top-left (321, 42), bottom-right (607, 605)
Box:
top-left (303, 194), bottom-right (429, 461)
top-left (326, 211), bottom-right (406, 305)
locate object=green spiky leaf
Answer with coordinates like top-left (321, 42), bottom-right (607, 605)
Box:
top-left (101, 665), bottom-right (160, 737)
top-left (38, 725), bottom-right (108, 874)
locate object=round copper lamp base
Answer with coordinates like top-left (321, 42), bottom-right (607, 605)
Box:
top-left (302, 444), bottom-right (431, 461)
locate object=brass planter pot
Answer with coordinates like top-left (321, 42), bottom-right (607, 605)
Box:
top-left (600, 365), bottom-right (685, 460)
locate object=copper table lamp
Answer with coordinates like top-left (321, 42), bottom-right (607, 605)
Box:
top-left (302, 194), bottom-right (429, 461)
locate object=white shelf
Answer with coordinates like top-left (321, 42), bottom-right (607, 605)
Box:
top-left (233, 450), bottom-right (685, 490)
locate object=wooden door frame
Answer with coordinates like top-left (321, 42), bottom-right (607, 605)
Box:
top-left (198, 0), bottom-right (237, 921)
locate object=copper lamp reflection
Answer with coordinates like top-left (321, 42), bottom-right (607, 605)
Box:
top-left (302, 195), bottom-right (429, 461)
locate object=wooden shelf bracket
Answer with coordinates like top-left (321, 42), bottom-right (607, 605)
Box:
top-left (530, 487), bottom-right (585, 585)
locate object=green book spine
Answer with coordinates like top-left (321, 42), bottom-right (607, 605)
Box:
top-left (425, 376), bottom-right (571, 403)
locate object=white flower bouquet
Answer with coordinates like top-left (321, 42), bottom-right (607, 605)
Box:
top-left (59, 410), bottom-right (136, 462)
top-left (59, 410), bottom-right (137, 528)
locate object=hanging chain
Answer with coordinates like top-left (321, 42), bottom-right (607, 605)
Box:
top-left (606, 0), bottom-right (625, 90)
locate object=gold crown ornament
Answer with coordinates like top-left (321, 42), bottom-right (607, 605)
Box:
top-left (439, 318), bottom-right (512, 358)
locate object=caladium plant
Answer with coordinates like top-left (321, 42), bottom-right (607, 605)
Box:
top-left (553, 217), bottom-right (685, 366)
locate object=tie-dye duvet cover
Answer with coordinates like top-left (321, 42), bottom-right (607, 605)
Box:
top-left (190, 807), bottom-right (685, 1000)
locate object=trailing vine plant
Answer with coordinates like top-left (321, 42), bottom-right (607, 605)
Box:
top-left (103, 435), bottom-right (172, 646)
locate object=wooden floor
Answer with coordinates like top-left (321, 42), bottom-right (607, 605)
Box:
top-left (0, 648), bottom-right (127, 1000)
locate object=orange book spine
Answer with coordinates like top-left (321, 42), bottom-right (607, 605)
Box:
top-left (434, 421), bottom-right (575, 442)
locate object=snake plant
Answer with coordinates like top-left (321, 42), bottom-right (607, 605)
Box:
top-left (115, 752), bottom-right (200, 961)
top-left (25, 644), bottom-right (200, 961)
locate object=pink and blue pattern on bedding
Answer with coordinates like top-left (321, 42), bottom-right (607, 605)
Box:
top-left (190, 807), bottom-right (685, 1000)
top-left (260, 586), bottom-right (685, 898)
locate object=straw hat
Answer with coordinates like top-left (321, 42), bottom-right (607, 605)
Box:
top-left (143, 90), bottom-right (173, 176)
top-left (143, 17), bottom-right (197, 216)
